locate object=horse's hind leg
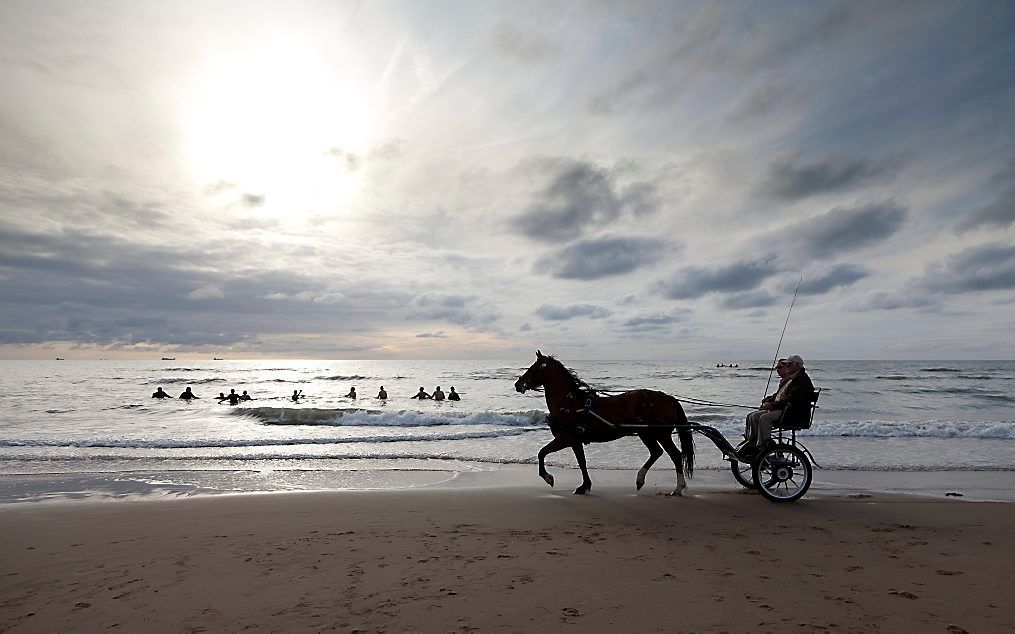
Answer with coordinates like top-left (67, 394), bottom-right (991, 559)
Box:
top-left (571, 443), bottom-right (592, 495)
top-left (659, 434), bottom-right (687, 496)
top-left (538, 437), bottom-right (570, 487)
top-left (636, 434), bottom-right (663, 491)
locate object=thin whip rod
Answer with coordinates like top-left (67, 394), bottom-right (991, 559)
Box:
top-left (763, 275), bottom-right (803, 399)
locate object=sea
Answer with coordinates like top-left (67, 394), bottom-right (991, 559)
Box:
top-left (1, 359), bottom-right (1013, 503)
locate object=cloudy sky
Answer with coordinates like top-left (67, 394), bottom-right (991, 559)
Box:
top-left (1, 1), bottom-right (1013, 360)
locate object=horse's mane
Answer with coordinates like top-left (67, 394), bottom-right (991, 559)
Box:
top-left (546, 355), bottom-right (592, 392)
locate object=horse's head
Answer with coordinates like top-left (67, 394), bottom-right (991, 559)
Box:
top-left (515, 350), bottom-right (548, 393)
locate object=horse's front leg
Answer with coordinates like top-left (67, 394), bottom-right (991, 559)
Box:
top-left (572, 442), bottom-right (592, 495)
top-left (659, 434), bottom-right (688, 496)
top-left (537, 437), bottom-right (570, 487)
top-left (636, 434), bottom-right (663, 491)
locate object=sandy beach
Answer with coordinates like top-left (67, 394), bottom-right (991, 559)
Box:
top-left (2, 470), bottom-right (1013, 632)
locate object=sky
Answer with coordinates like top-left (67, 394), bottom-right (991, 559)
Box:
top-left (1, 0), bottom-right (1013, 360)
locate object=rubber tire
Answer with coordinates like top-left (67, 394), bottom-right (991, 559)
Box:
top-left (752, 443), bottom-right (812, 503)
top-left (731, 459), bottom-right (755, 489)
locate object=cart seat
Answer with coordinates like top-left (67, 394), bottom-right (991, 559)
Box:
top-left (775, 387), bottom-right (821, 430)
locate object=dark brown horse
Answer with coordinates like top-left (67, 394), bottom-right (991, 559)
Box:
top-left (514, 351), bottom-right (695, 496)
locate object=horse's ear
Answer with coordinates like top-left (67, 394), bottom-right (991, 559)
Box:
top-left (536, 349), bottom-right (542, 358)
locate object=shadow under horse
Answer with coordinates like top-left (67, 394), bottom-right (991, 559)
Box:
top-left (515, 351), bottom-right (695, 495)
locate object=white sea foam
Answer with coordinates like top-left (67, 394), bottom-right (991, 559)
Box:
top-left (236, 407), bottom-right (546, 427)
top-left (0, 427), bottom-right (539, 449)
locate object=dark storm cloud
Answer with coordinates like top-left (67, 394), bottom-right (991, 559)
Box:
top-left (916, 242), bottom-right (1015, 294)
top-left (786, 263), bottom-right (870, 295)
top-left (718, 290), bottom-right (778, 309)
top-left (785, 202), bottom-right (907, 257)
top-left (535, 235), bottom-right (669, 280)
top-left (325, 140), bottom-right (403, 172)
top-left (616, 308), bottom-right (690, 332)
top-left (851, 290), bottom-right (939, 312)
top-left (655, 256), bottom-right (779, 300)
top-left (534, 304), bottom-right (611, 321)
top-left (241, 193), bottom-right (265, 207)
top-left (514, 159), bottom-right (662, 241)
top-left (406, 292), bottom-right (501, 326)
top-left (761, 155), bottom-right (896, 200)
top-left (956, 189), bottom-right (1015, 233)
top-left (0, 226), bottom-right (413, 347)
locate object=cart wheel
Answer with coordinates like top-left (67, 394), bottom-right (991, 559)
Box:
top-left (752, 444), bottom-right (811, 503)
top-left (731, 459), bottom-right (755, 489)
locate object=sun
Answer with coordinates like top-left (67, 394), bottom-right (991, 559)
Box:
top-left (186, 38), bottom-right (376, 216)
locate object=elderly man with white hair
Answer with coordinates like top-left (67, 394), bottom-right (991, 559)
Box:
top-left (740, 354), bottom-right (814, 459)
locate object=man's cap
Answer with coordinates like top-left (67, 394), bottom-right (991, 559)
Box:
top-left (785, 354), bottom-right (804, 365)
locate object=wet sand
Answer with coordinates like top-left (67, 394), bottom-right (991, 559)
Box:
top-left (2, 470), bottom-right (1013, 632)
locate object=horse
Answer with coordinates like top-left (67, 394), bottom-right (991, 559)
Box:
top-left (514, 351), bottom-right (695, 496)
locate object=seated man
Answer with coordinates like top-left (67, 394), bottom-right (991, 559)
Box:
top-left (742, 354), bottom-right (813, 458)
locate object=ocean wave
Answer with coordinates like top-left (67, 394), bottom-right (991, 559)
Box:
top-left (903, 386), bottom-right (1015, 401)
top-left (800, 420), bottom-right (1015, 439)
top-left (315, 375), bottom-right (372, 381)
top-left (695, 418), bottom-right (1015, 439)
top-left (921, 367), bottom-right (961, 373)
top-left (0, 428), bottom-right (540, 450)
top-left (469, 370), bottom-right (527, 381)
top-left (234, 407), bottom-right (547, 428)
top-left (148, 377), bottom-right (227, 385)
top-left (159, 367), bottom-right (213, 372)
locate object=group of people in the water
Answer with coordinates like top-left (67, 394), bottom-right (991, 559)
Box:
top-left (152, 385), bottom-right (461, 403)
top-left (410, 386), bottom-right (460, 401)
top-left (716, 363), bottom-right (739, 367)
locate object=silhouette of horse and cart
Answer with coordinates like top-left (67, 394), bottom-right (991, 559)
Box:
top-left (514, 351), bottom-right (821, 503)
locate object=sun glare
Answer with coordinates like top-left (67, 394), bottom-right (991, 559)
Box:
top-left (186, 39), bottom-right (376, 216)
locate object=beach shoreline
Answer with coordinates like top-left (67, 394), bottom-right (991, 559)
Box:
top-left (2, 465), bottom-right (1014, 506)
top-left (2, 470), bottom-right (1014, 631)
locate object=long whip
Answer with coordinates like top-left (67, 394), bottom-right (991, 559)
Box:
top-left (763, 275), bottom-right (803, 399)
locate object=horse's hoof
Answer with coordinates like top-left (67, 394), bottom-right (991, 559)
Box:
top-left (667, 486), bottom-right (687, 497)
top-left (636, 479), bottom-right (645, 491)
top-left (573, 485), bottom-right (590, 495)
top-left (541, 473), bottom-right (554, 487)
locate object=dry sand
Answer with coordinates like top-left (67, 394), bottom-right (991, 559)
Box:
top-left (2, 471), bottom-right (1013, 632)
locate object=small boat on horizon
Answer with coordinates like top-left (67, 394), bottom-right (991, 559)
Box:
top-left (55, 357), bottom-right (65, 360)
top-left (161, 357), bottom-right (176, 360)
top-left (213, 357), bottom-right (224, 360)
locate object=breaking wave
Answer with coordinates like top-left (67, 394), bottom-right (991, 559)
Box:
top-left (235, 407), bottom-right (546, 428)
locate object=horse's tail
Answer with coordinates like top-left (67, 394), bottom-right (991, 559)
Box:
top-left (674, 399), bottom-right (695, 479)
